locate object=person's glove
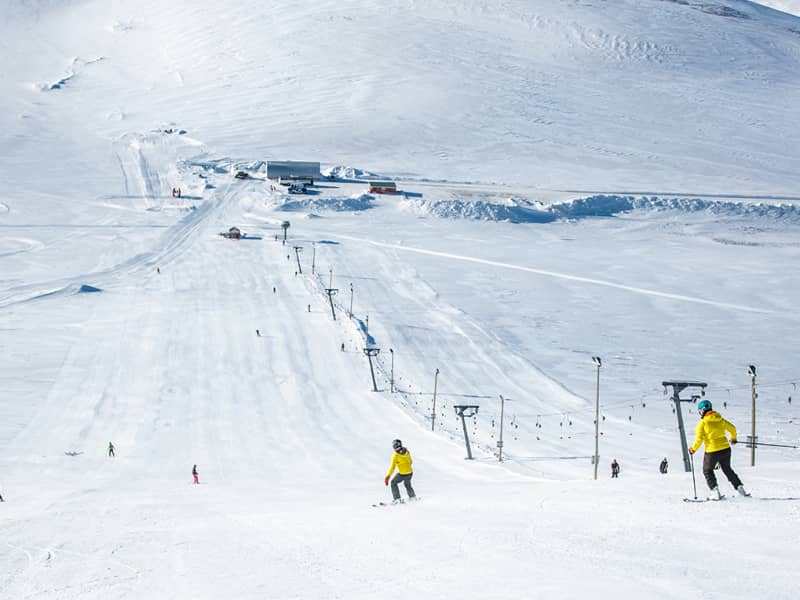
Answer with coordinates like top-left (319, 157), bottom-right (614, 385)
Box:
top-left (730, 438), bottom-right (737, 445)
top-left (688, 447), bottom-right (695, 455)
top-left (384, 476), bottom-right (390, 486)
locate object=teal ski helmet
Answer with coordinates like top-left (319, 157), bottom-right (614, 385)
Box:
top-left (697, 399), bottom-right (713, 415)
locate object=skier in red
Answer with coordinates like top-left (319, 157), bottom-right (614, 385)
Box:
top-left (192, 464), bottom-right (199, 484)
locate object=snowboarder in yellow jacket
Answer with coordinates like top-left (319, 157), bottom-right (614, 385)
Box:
top-left (689, 400), bottom-right (748, 499)
top-left (384, 439), bottom-right (416, 504)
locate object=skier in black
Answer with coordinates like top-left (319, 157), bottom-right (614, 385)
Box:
top-left (659, 457), bottom-right (668, 474)
top-left (611, 459), bottom-right (620, 478)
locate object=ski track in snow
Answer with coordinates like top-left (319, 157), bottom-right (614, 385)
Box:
top-left (334, 234), bottom-right (778, 315)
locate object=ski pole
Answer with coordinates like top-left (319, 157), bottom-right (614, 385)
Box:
top-left (736, 441), bottom-right (797, 449)
top-left (689, 452), bottom-right (698, 500)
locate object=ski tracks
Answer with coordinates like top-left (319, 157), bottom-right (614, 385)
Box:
top-left (335, 234), bottom-right (779, 315)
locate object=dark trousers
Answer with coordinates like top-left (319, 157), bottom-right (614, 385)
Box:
top-left (390, 473), bottom-right (416, 500)
top-left (703, 447), bottom-right (742, 490)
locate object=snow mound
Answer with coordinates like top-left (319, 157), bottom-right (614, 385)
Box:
top-left (277, 194), bottom-right (375, 213)
top-left (78, 284), bottom-right (103, 293)
top-left (323, 166), bottom-right (379, 180)
top-left (402, 195), bottom-right (800, 223)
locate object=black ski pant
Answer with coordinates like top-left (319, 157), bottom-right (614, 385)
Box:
top-left (702, 447), bottom-right (742, 491)
top-left (390, 473), bottom-right (416, 500)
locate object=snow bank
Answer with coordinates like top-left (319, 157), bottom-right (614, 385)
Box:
top-left (400, 195), bottom-right (800, 223)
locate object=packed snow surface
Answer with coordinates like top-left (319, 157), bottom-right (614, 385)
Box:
top-left (1, 1), bottom-right (799, 599)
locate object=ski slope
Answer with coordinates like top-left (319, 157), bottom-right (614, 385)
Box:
top-left (2, 1), bottom-right (800, 598)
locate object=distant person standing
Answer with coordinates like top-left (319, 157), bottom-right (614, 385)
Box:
top-left (384, 439), bottom-right (416, 504)
top-left (192, 464), bottom-right (199, 485)
top-left (659, 457), bottom-right (668, 474)
top-left (611, 459), bottom-right (620, 478)
top-left (108, 441), bottom-right (115, 457)
top-left (689, 400), bottom-right (749, 499)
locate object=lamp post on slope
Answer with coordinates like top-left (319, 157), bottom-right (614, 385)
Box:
top-left (592, 356), bottom-right (602, 480)
top-left (748, 365), bottom-right (757, 467)
top-left (389, 348), bottom-right (395, 393)
top-left (431, 368), bottom-right (440, 432)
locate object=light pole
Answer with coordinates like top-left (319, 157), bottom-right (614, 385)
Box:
top-left (592, 356), bottom-right (602, 480)
top-left (749, 365), bottom-right (757, 466)
top-left (498, 395), bottom-right (512, 462)
top-left (431, 368), bottom-right (440, 432)
top-left (349, 283), bottom-right (353, 318)
top-left (329, 268), bottom-right (333, 289)
top-left (389, 348), bottom-right (395, 393)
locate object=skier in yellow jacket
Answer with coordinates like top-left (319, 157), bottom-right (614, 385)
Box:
top-left (689, 400), bottom-right (749, 499)
top-left (384, 439), bottom-right (416, 504)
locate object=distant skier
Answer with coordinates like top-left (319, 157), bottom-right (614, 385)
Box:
top-left (157, 267), bottom-right (161, 274)
top-left (108, 441), bottom-right (115, 457)
top-left (192, 464), bottom-right (199, 485)
top-left (256, 329), bottom-right (261, 337)
top-left (384, 439), bottom-right (416, 504)
top-left (307, 304), bottom-right (311, 312)
top-left (341, 342), bottom-right (345, 352)
top-left (176, 187), bottom-right (181, 198)
top-left (611, 459), bottom-right (620, 478)
top-left (689, 400), bottom-right (748, 499)
top-left (659, 457), bottom-right (668, 474)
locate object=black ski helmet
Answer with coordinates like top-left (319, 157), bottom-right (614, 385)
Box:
top-left (392, 439), bottom-right (402, 450)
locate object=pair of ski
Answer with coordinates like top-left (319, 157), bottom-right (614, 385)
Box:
top-left (683, 495), bottom-right (729, 503)
top-left (684, 494), bottom-right (800, 503)
top-left (372, 498), bottom-right (420, 507)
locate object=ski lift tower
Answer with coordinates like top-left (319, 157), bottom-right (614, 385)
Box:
top-left (663, 381), bottom-right (707, 472)
top-left (454, 405), bottom-right (479, 460)
top-left (281, 221), bottom-right (290, 243)
top-left (363, 347), bottom-right (380, 392)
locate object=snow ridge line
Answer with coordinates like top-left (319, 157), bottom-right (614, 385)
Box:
top-left (334, 235), bottom-right (778, 315)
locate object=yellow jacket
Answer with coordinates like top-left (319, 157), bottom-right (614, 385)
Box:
top-left (386, 449), bottom-right (413, 477)
top-left (691, 411), bottom-right (737, 453)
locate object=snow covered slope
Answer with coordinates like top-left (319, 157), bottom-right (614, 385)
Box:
top-left (1, 1), bottom-right (799, 599)
top-left (755, 0), bottom-right (800, 16)
top-left (2, 0), bottom-right (800, 193)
